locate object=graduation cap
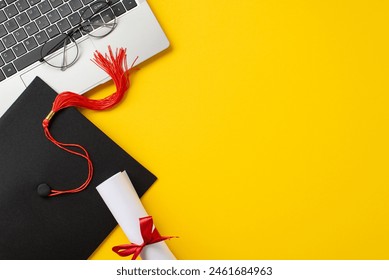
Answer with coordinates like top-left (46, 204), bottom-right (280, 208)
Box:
top-left (0, 73), bottom-right (156, 259)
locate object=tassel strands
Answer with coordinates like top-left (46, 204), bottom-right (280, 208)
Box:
top-left (41, 47), bottom-right (138, 197)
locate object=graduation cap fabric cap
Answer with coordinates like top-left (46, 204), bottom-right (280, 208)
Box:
top-left (0, 77), bottom-right (157, 259)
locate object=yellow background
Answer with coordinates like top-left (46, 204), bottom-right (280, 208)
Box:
top-left (88, 0), bottom-right (389, 259)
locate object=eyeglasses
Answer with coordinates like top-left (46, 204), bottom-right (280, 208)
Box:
top-left (40, 0), bottom-right (117, 71)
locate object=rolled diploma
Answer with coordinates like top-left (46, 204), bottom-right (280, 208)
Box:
top-left (96, 171), bottom-right (176, 260)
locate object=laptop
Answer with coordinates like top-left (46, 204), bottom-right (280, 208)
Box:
top-left (0, 0), bottom-right (169, 117)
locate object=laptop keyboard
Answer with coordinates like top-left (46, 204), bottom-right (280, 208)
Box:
top-left (0, 0), bottom-right (137, 82)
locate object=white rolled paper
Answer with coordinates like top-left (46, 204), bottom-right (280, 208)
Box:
top-left (96, 171), bottom-right (176, 260)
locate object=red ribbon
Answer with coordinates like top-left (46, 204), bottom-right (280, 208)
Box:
top-left (112, 216), bottom-right (176, 260)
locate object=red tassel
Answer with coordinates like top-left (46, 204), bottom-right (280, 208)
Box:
top-left (42, 46), bottom-right (138, 197)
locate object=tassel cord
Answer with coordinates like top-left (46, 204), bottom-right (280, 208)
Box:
top-left (43, 122), bottom-right (93, 196)
top-left (42, 47), bottom-right (137, 196)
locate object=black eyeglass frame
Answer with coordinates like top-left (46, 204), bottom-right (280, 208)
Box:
top-left (40, 0), bottom-right (118, 71)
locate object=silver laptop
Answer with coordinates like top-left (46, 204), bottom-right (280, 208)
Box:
top-left (0, 0), bottom-right (169, 117)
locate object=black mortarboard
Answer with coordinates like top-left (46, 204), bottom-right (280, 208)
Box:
top-left (0, 77), bottom-right (156, 259)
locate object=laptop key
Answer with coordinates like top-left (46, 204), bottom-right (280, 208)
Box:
top-left (122, 0), bottom-right (136, 11)
top-left (46, 25), bottom-right (59, 38)
top-left (72, 29), bottom-right (81, 39)
top-left (3, 63), bottom-right (17, 77)
top-left (2, 49), bottom-right (16, 63)
top-left (13, 43), bottom-right (27, 57)
top-left (57, 18), bottom-right (71, 33)
top-left (2, 34), bottom-right (16, 48)
top-left (15, 12), bottom-right (30, 26)
top-left (90, 14), bottom-right (103, 28)
top-left (0, 0), bottom-right (5, 8)
top-left (24, 36), bottom-right (38, 50)
top-left (25, 22), bottom-right (39, 36)
top-left (5, 4), bottom-right (18, 18)
top-left (58, 3), bottom-right (71, 17)
top-left (80, 7), bottom-right (92, 20)
top-left (68, 12), bottom-right (81, 26)
top-left (38, 0), bottom-right (51, 14)
top-left (27, 6), bottom-right (41, 20)
top-left (2, 64), bottom-right (17, 78)
top-left (3, 64), bottom-right (17, 77)
top-left (0, 41), bottom-right (4, 52)
top-left (35, 30), bottom-right (48, 44)
top-left (15, 0), bottom-right (30, 12)
top-left (47, 10), bottom-right (61, 24)
top-left (36, 15), bottom-right (50, 29)
top-left (101, 8), bottom-right (114, 22)
top-left (111, 2), bottom-right (125, 17)
top-left (14, 28), bottom-right (28, 42)
top-left (91, 1), bottom-right (105, 12)
top-left (4, 19), bottom-right (18, 33)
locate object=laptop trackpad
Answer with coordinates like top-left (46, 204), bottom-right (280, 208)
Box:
top-left (21, 38), bottom-right (109, 94)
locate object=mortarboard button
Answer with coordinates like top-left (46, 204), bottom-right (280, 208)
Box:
top-left (37, 183), bottom-right (51, 197)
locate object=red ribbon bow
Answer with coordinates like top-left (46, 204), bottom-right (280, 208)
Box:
top-left (112, 216), bottom-right (176, 260)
